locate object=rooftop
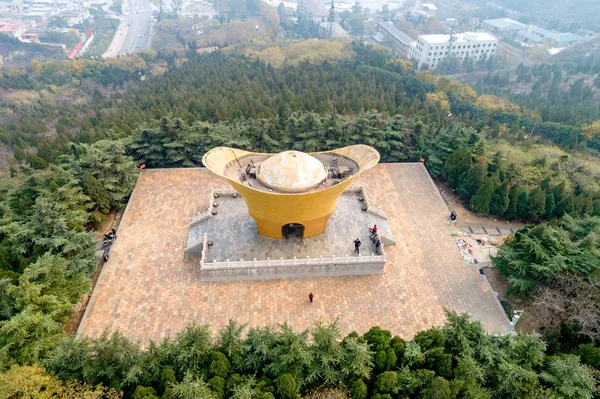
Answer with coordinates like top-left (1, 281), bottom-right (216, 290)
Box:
top-left (552, 32), bottom-right (581, 43)
top-left (419, 31), bottom-right (497, 44)
top-left (517, 29), bottom-right (544, 43)
top-left (0, 22), bottom-right (23, 32)
top-left (319, 21), bottom-right (348, 37)
top-left (483, 17), bottom-right (527, 31)
top-left (300, 0), bottom-right (328, 18)
top-left (531, 26), bottom-right (555, 38)
top-left (378, 21), bottom-right (415, 45)
top-left (421, 3), bottom-right (437, 10)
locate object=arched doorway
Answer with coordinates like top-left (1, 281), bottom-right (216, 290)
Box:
top-left (282, 223), bottom-right (305, 239)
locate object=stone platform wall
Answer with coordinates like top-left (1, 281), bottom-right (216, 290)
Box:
top-left (199, 253), bottom-right (386, 282)
top-left (196, 186), bottom-right (387, 282)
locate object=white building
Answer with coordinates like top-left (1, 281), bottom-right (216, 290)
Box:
top-left (407, 31), bottom-right (498, 69)
top-left (482, 18), bottom-right (527, 37)
top-left (0, 22), bottom-right (26, 38)
top-left (377, 21), bottom-right (415, 58)
top-left (297, 0), bottom-right (329, 24)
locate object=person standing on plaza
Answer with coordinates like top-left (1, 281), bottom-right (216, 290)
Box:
top-left (354, 238), bottom-right (361, 254)
top-left (309, 292), bottom-right (314, 303)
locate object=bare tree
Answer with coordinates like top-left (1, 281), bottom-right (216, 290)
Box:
top-left (532, 273), bottom-right (600, 341)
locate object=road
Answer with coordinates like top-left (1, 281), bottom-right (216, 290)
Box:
top-left (119, 0), bottom-right (154, 56)
top-left (102, 0), bottom-right (153, 57)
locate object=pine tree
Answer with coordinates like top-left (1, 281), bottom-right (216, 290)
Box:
top-left (527, 187), bottom-right (546, 222)
top-left (545, 193), bottom-right (555, 219)
top-left (556, 194), bottom-right (575, 216)
top-left (442, 148), bottom-right (472, 189)
top-left (471, 178), bottom-right (495, 215)
top-left (505, 186), bottom-right (519, 219)
top-left (456, 165), bottom-right (486, 201)
top-left (490, 181), bottom-right (510, 216)
top-left (517, 188), bottom-right (530, 220)
top-left (82, 172), bottom-right (111, 214)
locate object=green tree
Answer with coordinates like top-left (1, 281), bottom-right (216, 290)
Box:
top-left (489, 180), bottom-right (510, 216)
top-left (471, 178), bottom-right (495, 214)
top-left (82, 172), bottom-right (111, 213)
top-left (517, 188), bottom-right (530, 220)
top-left (541, 355), bottom-right (595, 399)
top-left (457, 165), bottom-right (486, 201)
top-left (527, 186), bottom-right (546, 221)
top-left (420, 376), bottom-right (451, 399)
top-left (442, 148), bottom-right (472, 189)
top-left (545, 193), bottom-right (556, 219)
top-left (350, 379), bottom-right (368, 399)
top-left (374, 371), bottom-right (398, 395)
top-left (505, 185), bottom-right (519, 219)
top-left (171, 373), bottom-right (218, 399)
top-left (276, 374), bottom-right (297, 399)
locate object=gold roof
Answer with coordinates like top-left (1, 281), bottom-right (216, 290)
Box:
top-left (257, 151), bottom-right (327, 193)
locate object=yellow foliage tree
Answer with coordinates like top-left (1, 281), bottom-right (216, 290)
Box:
top-left (426, 91), bottom-right (451, 114)
top-left (475, 94), bottom-right (521, 114)
top-left (581, 120), bottom-right (600, 141)
top-left (0, 365), bottom-right (122, 398)
top-left (437, 76), bottom-right (477, 101)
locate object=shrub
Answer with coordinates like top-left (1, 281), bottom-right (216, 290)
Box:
top-left (208, 376), bottom-right (225, 397)
top-left (133, 386), bottom-right (160, 399)
top-left (575, 344), bottom-right (600, 369)
top-left (277, 374), bottom-right (297, 399)
top-left (350, 379), bottom-right (368, 399)
top-left (375, 371), bottom-right (398, 394)
top-left (209, 351), bottom-right (231, 378)
top-left (420, 376), bottom-right (451, 399)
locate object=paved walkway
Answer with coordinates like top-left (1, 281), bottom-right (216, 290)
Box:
top-left (78, 164), bottom-right (508, 343)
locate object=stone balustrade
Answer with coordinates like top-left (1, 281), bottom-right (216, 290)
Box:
top-left (199, 249), bottom-right (386, 282)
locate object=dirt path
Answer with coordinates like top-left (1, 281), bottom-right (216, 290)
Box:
top-left (434, 178), bottom-right (526, 230)
top-left (65, 209), bottom-right (123, 336)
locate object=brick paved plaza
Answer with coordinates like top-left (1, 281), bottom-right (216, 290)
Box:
top-left (78, 164), bottom-right (509, 343)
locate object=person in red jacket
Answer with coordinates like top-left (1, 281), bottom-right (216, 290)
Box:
top-left (309, 292), bottom-right (314, 303)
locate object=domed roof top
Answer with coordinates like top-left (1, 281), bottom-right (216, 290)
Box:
top-left (257, 151), bottom-right (327, 193)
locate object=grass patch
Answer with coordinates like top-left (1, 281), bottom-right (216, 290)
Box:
top-left (84, 15), bottom-right (120, 57)
top-left (244, 40), bottom-right (353, 67)
top-left (487, 139), bottom-right (600, 192)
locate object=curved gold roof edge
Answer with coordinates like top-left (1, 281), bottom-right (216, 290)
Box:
top-left (202, 145), bottom-right (380, 196)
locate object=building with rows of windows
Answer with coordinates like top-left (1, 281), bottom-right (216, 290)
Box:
top-left (407, 32), bottom-right (498, 69)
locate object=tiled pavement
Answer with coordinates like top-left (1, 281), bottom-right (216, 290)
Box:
top-left (78, 164), bottom-right (509, 344)
top-left (203, 191), bottom-right (391, 262)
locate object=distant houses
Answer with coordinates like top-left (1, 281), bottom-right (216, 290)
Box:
top-left (298, 0), bottom-right (329, 25)
top-left (377, 21), bottom-right (415, 58)
top-left (482, 18), bottom-right (527, 38)
top-left (483, 17), bottom-right (581, 48)
top-left (0, 22), bottom-right (26, 39)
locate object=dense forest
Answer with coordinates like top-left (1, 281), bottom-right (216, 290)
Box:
top-left (2, 43), bottom-right (597, 169)
top-left (2, 42), bottom-right (600, 397)
top-left (4, 313), bottom-right (596, 399)
top-left (476, 61), bottom-right (600, 132)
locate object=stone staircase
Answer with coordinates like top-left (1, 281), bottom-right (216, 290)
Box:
top-left (185, 212), bottom-right (211, 254)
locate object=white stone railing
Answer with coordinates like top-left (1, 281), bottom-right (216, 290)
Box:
top-left (199, 245), bottom-right (386, 281)
top-left (199, 233), bottom-right (209, 264)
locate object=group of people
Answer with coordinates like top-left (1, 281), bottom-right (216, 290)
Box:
top-left (102, 229), bottom-right (117, 262)
top-left (353, 225), bottom-right (382, 254)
